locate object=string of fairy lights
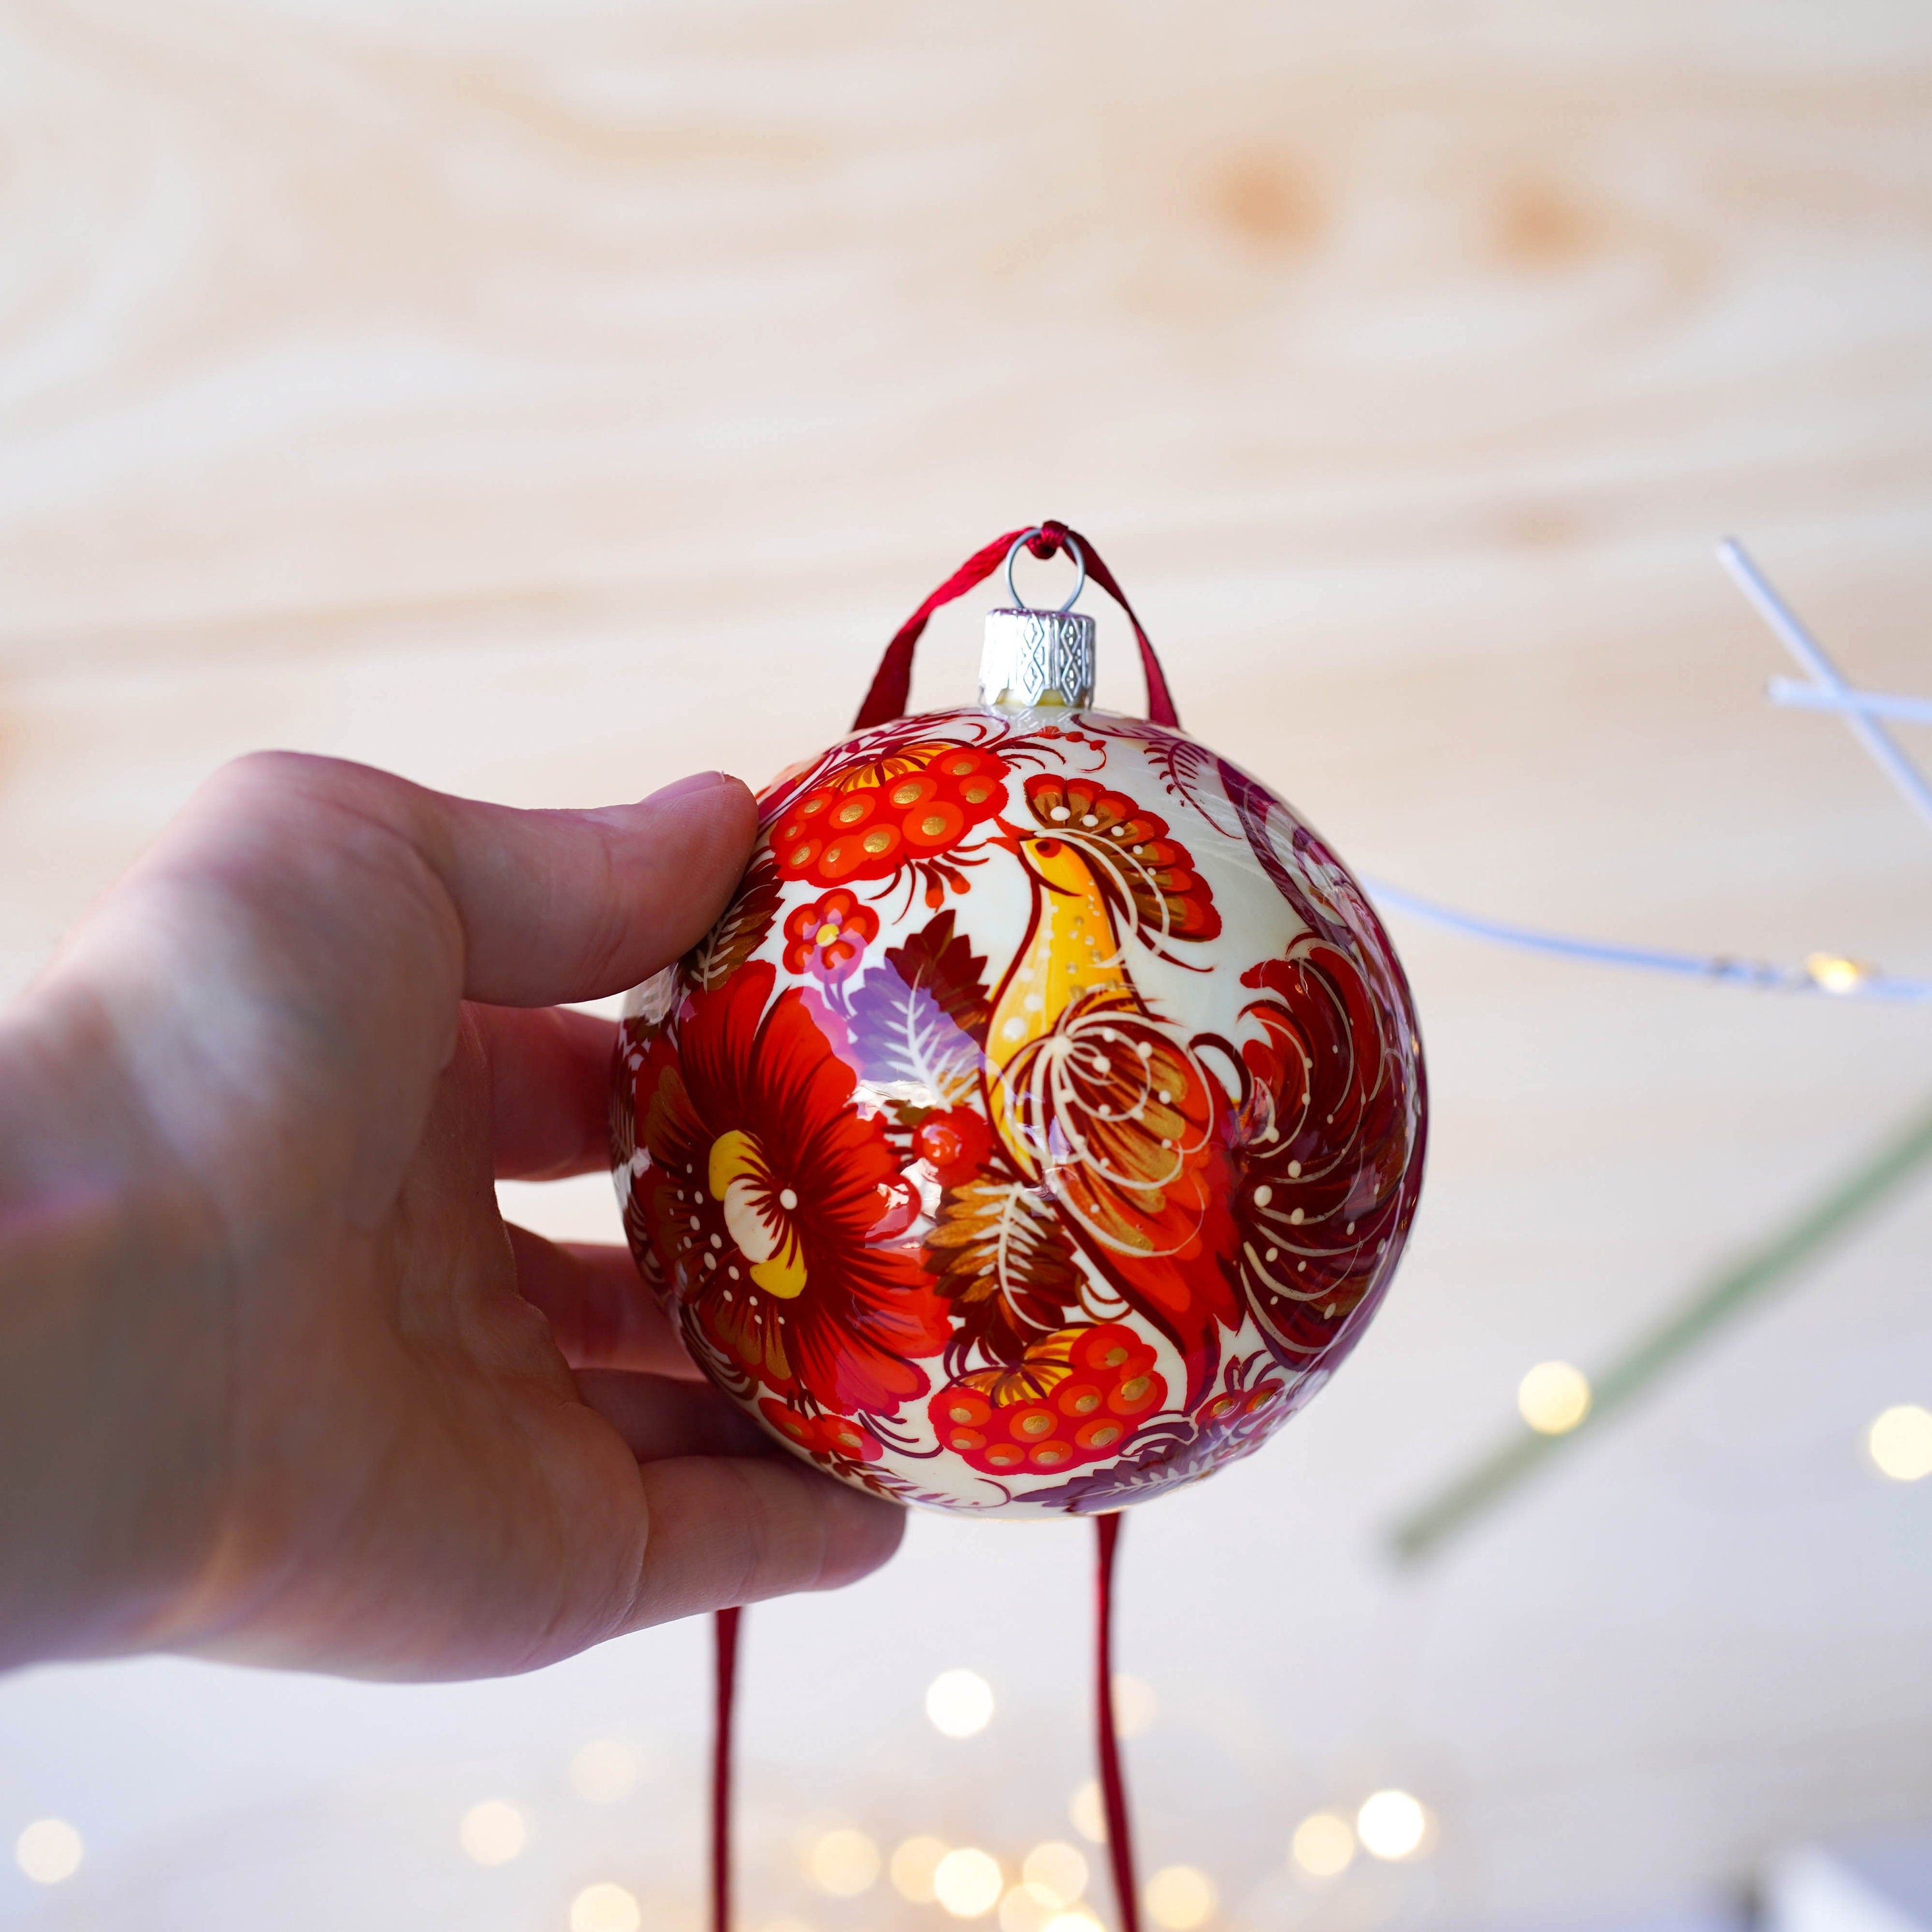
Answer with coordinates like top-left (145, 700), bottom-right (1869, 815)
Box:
top-left (1366, 541), bottom-right (1932, 1005)
top-left (1382, 539), bottom-right (1932, 1562)
top-left (3, 1668), bottom-right (1441, 1926)
top-left (434, 1670), bottom-right (1437, 1932)
top-left (8, 543), bottom-right (1926, 1930)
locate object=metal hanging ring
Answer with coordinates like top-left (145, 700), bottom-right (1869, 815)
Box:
top-left (1005, 527), bottom-right (1088, 614)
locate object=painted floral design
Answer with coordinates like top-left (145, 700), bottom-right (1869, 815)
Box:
top-left (1231, 942), bottom-right (1423, 1366)
top-left (770, 739), bottom-right (1010, 898)
top-left (926, 1323), bottom-right (1166, 1478)
top-left (782, 890), bottom-right (878, 982)
top-left (911, 1106), bottom-right (994, 1188)
top-left (629, 960), bottom-right (948, 1417)
top-left (757, 1397), bottom-right (887, 1481)
top-left (613, 705), bottom-right (1426, 1515)
top-left (1023, 1350), bottom-right (1294, 1513)
top-left (1021, 773), bottom-right (1223, 947)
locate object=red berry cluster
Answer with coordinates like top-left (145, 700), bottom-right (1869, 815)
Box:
top-left (927, 1322), bottom-right (1166, 1478)
top-left (912, 1106), bottom-right (993, 1189)
top-left (759, 1397), bottom-right (883, 1466)
top-left (772, 746), bottom-right (1009, 887)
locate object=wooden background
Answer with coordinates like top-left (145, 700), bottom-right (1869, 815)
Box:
top-left (3, 3), bottom-right (1932, 1929)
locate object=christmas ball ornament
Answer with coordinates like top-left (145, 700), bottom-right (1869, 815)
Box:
top-left (612, 524), bottom-right (1427, 1515)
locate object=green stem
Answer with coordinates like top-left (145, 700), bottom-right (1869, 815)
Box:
top-left (1387, 1094), bottom-right (1932, 1566)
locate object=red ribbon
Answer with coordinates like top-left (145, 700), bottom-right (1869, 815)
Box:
top-left (708, 1530), bottom-right (1144, 1932)
top-left (711, 1606), bottom-right (741, 1932)
top-left (1095, 1512), bottom-right (1144, 1932)
top-left (853, 521), bottom-right (1181, 732)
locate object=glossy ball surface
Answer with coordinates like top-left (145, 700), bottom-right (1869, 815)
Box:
top-left (611, 706), bottom-right (1426, 1515)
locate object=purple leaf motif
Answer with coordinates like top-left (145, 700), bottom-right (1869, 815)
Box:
top-left (847, 911), bottom-right (990, 1106)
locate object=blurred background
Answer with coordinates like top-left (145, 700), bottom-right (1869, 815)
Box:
top-left (4, 1), bottom-right (1932, 1927)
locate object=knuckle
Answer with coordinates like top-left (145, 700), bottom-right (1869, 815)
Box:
top-left (179, 753), bottom-right (462, 985)
top-left (201, 748), bottom-right (366, 816)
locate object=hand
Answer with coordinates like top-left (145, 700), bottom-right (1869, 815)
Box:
top-left (0, 753), bottom-right (904, 1679)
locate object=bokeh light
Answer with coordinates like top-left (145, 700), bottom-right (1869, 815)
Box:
top-left (1023, 1841), bottom-right (1089, 1906)
top-left (934, 1847), bottom-right (1004, 1917)
top-left (999, 1882), bottom-right (1060, 1932)
top-left (1290, 1810), bottom-right (1355, 1879)
top-left (458, 1800), bottom-right (527, 1866)
top-left (1112, 1673), bottom-right (1158, 1738)
top-left (810, 1827), bottom-right (880, 1896)
top-left (1356, 1790), bottom-right (1429, 1861)
top-left (1144, 1864), bottom-right (1217, 1929)
top-left (1867, 1403), bottom-right (1932, 1481)
top-left (1007, 1887), bottom-right (1104, 1932)
top-left (1068, 1779), bottom-right (1107, 1844)
top-left (570, 1881), bottom-right (642, 1932)
top-left (570, 1739), bottom-right (641, 1803)
top-left (891, 1835), bottom-right (949, 1902)
top-left (14, 1819), bottom-right (82, 1885)
top-left (1806, 952), bottom-right (1869, 994)
top-left (926, 1668), bottom-right (996, 1738)
top-left (1517, 1360), bottom-right (1591, 1435)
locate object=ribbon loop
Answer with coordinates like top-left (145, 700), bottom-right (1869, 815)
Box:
top-left (853, 522), bottom-right (1181, 732)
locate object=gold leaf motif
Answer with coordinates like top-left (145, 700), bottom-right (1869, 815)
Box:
top-left (686, 850), bottom-right (781, 989)
top-left (925, 1175), bottom-right (1083, 1362)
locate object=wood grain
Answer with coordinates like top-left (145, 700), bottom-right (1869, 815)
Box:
top-left (3, 3), bottom-right (1932, 1927)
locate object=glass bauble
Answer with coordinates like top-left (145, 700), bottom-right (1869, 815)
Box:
top-left (611, 704), bottom-right (1426, 1515)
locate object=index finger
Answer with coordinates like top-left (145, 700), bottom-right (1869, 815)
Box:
top-left (632, 1456), bottom-right (907, 1624)
top-left (482, 1005), bottom-right (618, 1181)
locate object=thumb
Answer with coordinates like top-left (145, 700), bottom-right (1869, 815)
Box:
top-left (422, 768), bottom-right (758, 1005)
top-left (166, 754), bottom-right (758, 1009)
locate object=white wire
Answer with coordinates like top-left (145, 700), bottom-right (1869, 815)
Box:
top-left (1719, 537), bottom-right (1932, 835)
top-left (1766, 677), bottom-right (1932, 726)
top-left (1363, 878), bottom-right (1932, 1003)
top-left (1362, 542), bottom-right (1932, 1005)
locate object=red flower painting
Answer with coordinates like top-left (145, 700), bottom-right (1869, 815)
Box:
top-left (630, 961), bottom-right (949, 1417)
top-left (782, 890), bottom-right (878, 982)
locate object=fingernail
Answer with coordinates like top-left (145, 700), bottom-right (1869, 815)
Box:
top-left (645, 770), bottom-right (737, 804)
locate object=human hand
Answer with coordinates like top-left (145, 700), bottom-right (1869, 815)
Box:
top-left (0, 753), bottom-right (904, 1678)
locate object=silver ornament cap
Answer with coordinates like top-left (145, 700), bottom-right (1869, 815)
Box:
top-left (979, 607), bottom-right (1097, 709)
top-left (978, 527), bottom-right (1095, 708)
